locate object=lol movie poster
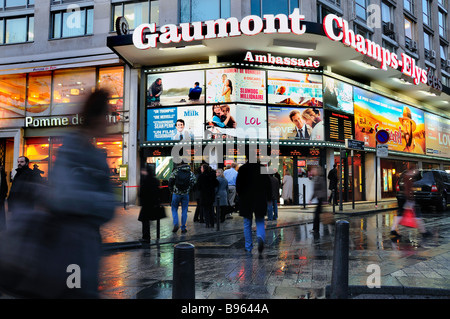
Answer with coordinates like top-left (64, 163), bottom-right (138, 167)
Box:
top-left (353, 87), bottom-right (425, 154)
top-left (424, 112), bottom-right (450, 158)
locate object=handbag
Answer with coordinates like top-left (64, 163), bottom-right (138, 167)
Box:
top-left (149, 205), bottom-right (166, 221)
top-left (399, 201), bottom-right (417, 228)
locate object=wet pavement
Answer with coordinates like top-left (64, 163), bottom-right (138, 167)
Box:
top-left (98, 200), bottom-right (450, 299)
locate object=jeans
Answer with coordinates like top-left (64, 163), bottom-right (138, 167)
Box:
top-left (243, 217), bottom-right (265, 252)
top-left (171, 194), bottom-right (189, 230)
top-left (267, 200), bottom-right (278, 220)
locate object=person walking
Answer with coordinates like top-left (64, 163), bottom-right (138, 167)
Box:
top-left (168, 161), bottom-right (196, 234)
top-left (281, 170), bottom-right (293, 205)
top-left (310, 166), bottom-right (327, 233)
top-left (215, 168), bottom-right (229, 223)
top-left (236, 162), bottom-right (271, 253)
top-left (327, 163), bottom-right (338, 205)
top-left (0, 166), bottom-right (7, 230)
top-left (137, 167), bottom-right (161, 242)
top-left (267, 172), bottom-right (280, 221)
top-left (193, 166), bottom-right (203, 223)
top-left (196, 164), bottom-right (218, 228)
top-left (224, 162), bottom-right (238, 216)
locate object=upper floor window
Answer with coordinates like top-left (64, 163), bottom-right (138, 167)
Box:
top-left (439, 10), bottom-right (447, 39)
top-left (251, 0), bottom-right (299, 16)
top-left (404, 0), bottom-right (414, 14)
top-left (404, 17), bottom-right (414, 40)
top-left (112, 0), bottom-right (159, 31)
top-left (51, 6), bottom-right (93, 39)
top-left (180, 0), bottom-right (230, 23)
top-left (0, 0), bottom-right (34, 10)
top-left (0, 15), bottom-right (34, 44)
top-left (422, 0), bottom-right (431, 26)
top-left (355, 0), bottom-right (368, 22)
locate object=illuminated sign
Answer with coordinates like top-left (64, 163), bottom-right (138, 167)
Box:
top-left (243, 51), bottom-right (320, 68)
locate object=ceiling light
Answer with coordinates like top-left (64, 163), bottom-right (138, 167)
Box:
top-left (272, 39), bottom-right (316, 51)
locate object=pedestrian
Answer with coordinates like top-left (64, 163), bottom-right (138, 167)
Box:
top-left (168, 161), bottom-right (196, 233)
top-left (196, 164), bottom-right (218, 228)
top-left (215, 168), bottom-right (229, 223)
top-left (310, 166), bottom-right (327, 233)
top-left (48, 89), bottom-right (118, 298)
top-left (236, 162), bottom-right (271, 253)
top-left (193, 166), bottom-right (203, 223)
top-left (224, 162), bottom-right (238, 216)
top-left (137, 166), bottom-right (162, 242)
top-left (281, 170), bottom-right (293, 205)
top-left (327, 163), bottom-right (338, 205)
top-left (0, 166), bottom-right (7, 230)
top-left (391, 169), bottom-right (432, 238)
top-left (7, 156), bottom-right (41, 215)
top-left (267, 171), bottom-right (280, 221)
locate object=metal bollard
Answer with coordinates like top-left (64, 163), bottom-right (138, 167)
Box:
top-left (332, 189), bottom-right (335, 213)
top-left (330, 220), bottom-right (349, 299)
top-left (172, 242), bottom-right (195, 299)
top-left (303, 184), bottom-right (306, 208)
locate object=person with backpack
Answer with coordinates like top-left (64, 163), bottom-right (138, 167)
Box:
top-left (168, 161), bottom-right (196, 233)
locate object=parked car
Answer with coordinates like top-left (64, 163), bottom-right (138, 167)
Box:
top-left (396, 169), bottom-right (450, 212)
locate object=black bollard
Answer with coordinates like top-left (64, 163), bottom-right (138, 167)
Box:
top-left (303, 184), bottom-right (306, 209)
top-left (332, 189), bottom-right (335, 213)
top-left (172, 242), bottom-right (195, 299)
top-left (330, 220), bottom-right (349, 299)
top-left (156, 219), bottom-right (160, 239)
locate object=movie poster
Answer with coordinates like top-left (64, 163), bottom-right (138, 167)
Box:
top-left (206, 68), bottom-right (266, 104)
top-left (205, 104), bottom-right (267, 139)
top-left (268, 106), bottom-right (324, 141)
top-left (267, 71), bottom-right (322, 106)
top-left (147, 105), bottom-right (204, 141)
top-left (425, 112), bottom-right (450, 158)
top-left (323, 76), bottom-right (354, 114)
top-left (353, 87), bottom-right (425, 154)
top-left (147, 70), bottom-right (205, 107)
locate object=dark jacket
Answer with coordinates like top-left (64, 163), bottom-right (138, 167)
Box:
top-left (7, 166), bottom-right (40, 214)
top-left (215, 176), bottom-right (229, 206)
top-left (236, 163), bottom-right (271, 219)
top-left (138, 170), bottom-right (161, 222)
top-left (197, 169), bottom-right (218, 206)
top-left (328, 167), bottom-right (338, 190)
top-left (269, 175), bottom-right (280, 201)
top-left (0, 167), bottom-right (8, 202)
top-left (168, 164), bottom-right (196, 195)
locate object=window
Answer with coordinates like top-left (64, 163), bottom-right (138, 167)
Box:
top-left (317, 3), bottom-right (341, 23)
top-left (99, 66), bottom-right (124, 116)
top-left (251, 0), bottom-right (299, 16)
top-left (0, 73), bottom-right (26, 118)
top-left (112, 1), bottom-right (159, 31)
top-left (0, 0), bottom-right (34, 10)
top-left (404, 0), bottom-right (414, 13)
top-left (51, 7), bottom-right (93, 39)
top-left (439, 10), bottom-right (447, 39)
top-left (180, 0), bottom-right (230, 23)
top-left (0, 15), bottom-right (34, 44)
top-left (404, 17), bottom-right (413, 40)
top-left (440, 44), bottom-right (448, 68)
top-left (27, 71), bottom-right (52, 116)
top-left (424, 32), bottom-right (431, 51)
top-left (382, 2), bottom-right (392, 23)
top-left (355, 0), bottom-right (367, 21)
top-left (422, 0), bottom-right (431, 26)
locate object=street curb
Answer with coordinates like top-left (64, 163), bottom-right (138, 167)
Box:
top-left (325, 285), bottom-right (450, 298)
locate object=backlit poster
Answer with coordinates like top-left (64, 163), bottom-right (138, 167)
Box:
top-left (268, 106), bottom-right (324, 141)
top-left (147, 105), bottom-right (204, 141)
top-left (354, 87), bottom-right (425, 154)
top-left (147, 70), bottom-right (205, 107)
top-left (425, 112), bottom-right (450, 158)
top-left (267, 71), bottom-right (322, 106)
top-left (206, 68), bottom-right (266, 103)
top-left (205, 104), bottom-right (267, 139)
top-left (323, 76), bottom-right (353, 114)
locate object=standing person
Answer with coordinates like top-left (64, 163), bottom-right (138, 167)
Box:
top-left (148, 78), bottom-right (163, 106)
top-left (137, 167), bottom-right (161, 243)
top-left (188, 82), bottom-right (202, 101)
top-left (267, 172), bottom-right (280, 221)
top-left (215, 168), bottom-right (229, 223)
top-left (327, 163), bottom-right (338, 205)
top-left (193, 166), bottom-right (203, 223)
top-left (0, 166), bottom-right (7, 230)
top-left (281, 170), bottom-right (293, 205)
top-left (48, 89), bottom-right (118, 298)
top-left (196, 164), bottom-right (218, 228)
top-left (168, 161), bottom-right (196, 234)
top-left (7, 156), bottom-right (40, 215)
top-left (236, 162), bottom-right (271, 253)
top-left (224, 162), bottom-right (238, 216)
top-left (310, 166), bottom-right (327, 233)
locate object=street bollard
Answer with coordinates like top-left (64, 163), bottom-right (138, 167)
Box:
top-left (303, 184), bottom-right (306, 209)
top-left (156, 219), bottom-right (160, 239)
top-left (332, 189), bottom-right (335, 213)
top-left (330, 220), bottom-right (349, 299)
top-left (172, 242), bottom-right (195, 299)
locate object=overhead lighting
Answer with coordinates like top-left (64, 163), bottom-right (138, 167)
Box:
top-left (272, 39), bottom-right (316, 51)
top-left (350, 60), bottom-right (378, 70)
top-left (392, 78), bottom-right (413, 85)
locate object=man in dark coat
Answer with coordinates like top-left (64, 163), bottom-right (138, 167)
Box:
top-left (236, 162), bottom-right (271, 253)
top-left (138, 167), bottom-right (162, 242)
top-left (7, 156), bottom-right (40, 214)
top-left (0, 166), bottom-right (8, 230)
top-left (196, 164), bottom-right (218, 228)
top-left (327, 163), bottom-right (338, 205)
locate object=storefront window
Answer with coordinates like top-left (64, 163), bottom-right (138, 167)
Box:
top-left (99, 66), bottom-right (124, 112)
top-left (24, 136), bottom-right (63, 181)
top-left (95, 135), bottom-right (123, 188)
top-left (52, 67), bottom-right (96, 115)
top-left (26, 71), bottom-right (52, 116)
top-left (0, 73), bottom-right (26, 118)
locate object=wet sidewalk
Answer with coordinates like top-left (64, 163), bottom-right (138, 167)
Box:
top-left (98, 199), bottom-right (450, 299)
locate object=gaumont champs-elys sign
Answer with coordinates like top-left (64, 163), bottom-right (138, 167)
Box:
top-left (132, 9), bottom-right (427, 85)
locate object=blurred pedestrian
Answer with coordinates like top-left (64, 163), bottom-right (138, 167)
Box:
top-left (327, 163), bottom-right (338, 205)
top-left (236, 162), bottom-right (271, 253)
top-left (224, 162), bottom-right (238, 216)
top-left (281, 170), bottom-right (293, 205)
top-left (168, 161), bottom-right (196, 233)
top-left (193, 166), bottom-right (203, 223)
top-left (310, 166), bottom-right (327, 233)
top-left (138, 166), bottom-right (162, 242)
top-left (48, 89), bottom-right (118, 298)
top-left (7, 156), bottom-right (41, 215)
top-left (267, 172), bottom-right (279, 221)
top-left (215, 168), bottom-right (229, 223)
top-left (197, 164), bottom-right (218, 228)
top-left (0, 166), bottom-right (7, 230)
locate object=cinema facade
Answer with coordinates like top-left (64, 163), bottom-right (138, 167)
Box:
top-left (108, 11), bottom-right (450, 205)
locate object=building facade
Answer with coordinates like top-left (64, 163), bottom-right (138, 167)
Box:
top-left (1, 0), bottom-right (450, 205)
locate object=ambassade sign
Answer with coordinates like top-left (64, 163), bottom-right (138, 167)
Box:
top-left (132, 10), bottom-right (427, 85)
